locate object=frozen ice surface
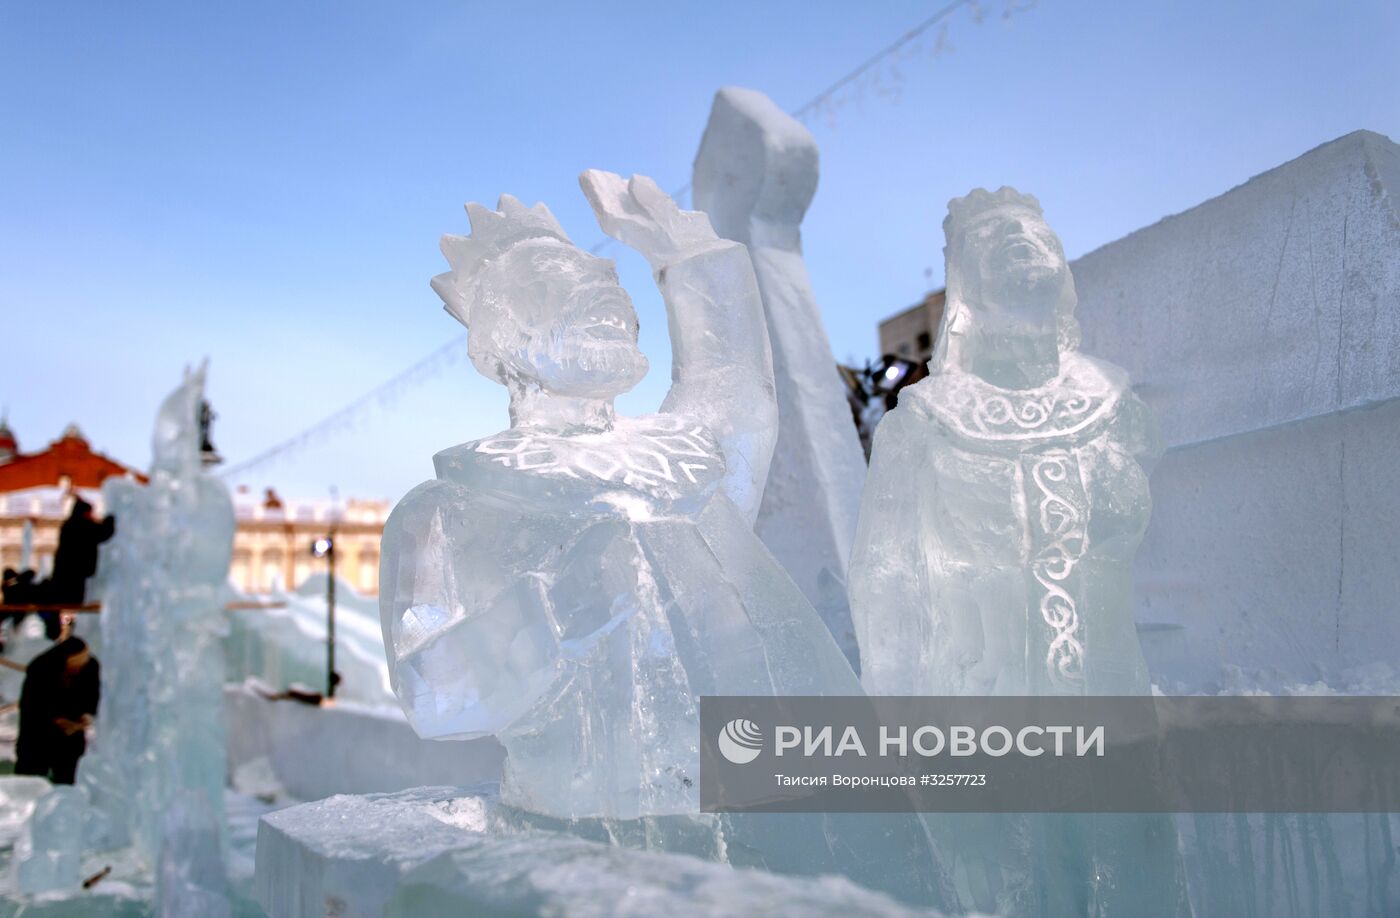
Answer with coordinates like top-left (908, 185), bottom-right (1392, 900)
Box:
top-left (256, 788), bottom-right (960, 918)
top-left (850, 189), bottom-right (1189, 916)
top-left (77, 364), bottom-right (235, 899)
top-left (386, 832), bottom-right (952, 918)
top-left (14, 786), bottom-right (84, 894)
top-left (693, 86), bottom-right (868, 669)
top-left (384, 173), bottom-right (859, 820)
top-left (255, 786), bottom-right (499, 917)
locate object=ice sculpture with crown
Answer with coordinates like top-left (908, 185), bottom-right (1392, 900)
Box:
top-left (849, 189), bottom-right (1190, 916)
top-left (851, 186), bottom-right (1162, 697)
top-left (372, 173), bottom-right (954, 909)
top-left (382, 173), bottom-right (865, 820)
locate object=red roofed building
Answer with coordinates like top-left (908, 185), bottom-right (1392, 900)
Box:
top-left (0, 422), bottom-right (146, 494)
top-left (0, 420), bottom-right (388, 594)
top-left (0, 418), bottom-right (16, 464)
top-left (0, 422), bottom-right (144, 577)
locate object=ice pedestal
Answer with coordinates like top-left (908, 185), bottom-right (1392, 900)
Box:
top-left (387, 829), bottom-right (944, 918)
top-left (254, 786), bottom-right (498, 917)
top-left (254, 788), bottom-right (958, 918)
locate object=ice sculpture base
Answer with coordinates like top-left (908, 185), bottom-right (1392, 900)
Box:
top-left (253, 786), bottom-right (958, 918)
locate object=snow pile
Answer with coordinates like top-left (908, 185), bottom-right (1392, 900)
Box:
top-left (225, 573), bottom-right (395, 708)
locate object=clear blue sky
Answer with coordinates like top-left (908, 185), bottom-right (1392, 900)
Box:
top-left (3, 1), bottom-right (1396, 501)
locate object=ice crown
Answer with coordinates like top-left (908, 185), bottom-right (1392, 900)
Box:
top-left (432, 194), bottom-right (573, 328)
top-left (943, 186), bottom-right (1044, 239)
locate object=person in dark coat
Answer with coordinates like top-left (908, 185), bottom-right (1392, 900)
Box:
top-left (49, 498), bottom-right (115, 603)
top-left (15, 636), bottom-right (100, 784)
top-left (2, 568), bottom-right (40, 650)
top-left (42, 499), bottom-right (115, 639)
top-left (1, 568), bottom-right (37, 605)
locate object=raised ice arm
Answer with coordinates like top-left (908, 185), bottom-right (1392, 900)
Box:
top-left (581, 170), bottom-right (777, 523)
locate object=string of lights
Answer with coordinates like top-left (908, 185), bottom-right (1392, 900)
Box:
top-left (219, 334), bottom-right (467, 479)
top-left (222, 0), bottom-right (1033, 479)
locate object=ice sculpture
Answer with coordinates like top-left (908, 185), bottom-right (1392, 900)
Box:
top-left (375, 173), bottom-right (954, 910)
top-left (851, 187), bottom-right (1160, 697)
top-left (382, 172), bottom-right (862, 820)
top-left (79, 363), bottom-right (236, 911)
top-left (693, 87), bottom-right (868, 669)
top-left (850, 188), bottom-right (1189, 915)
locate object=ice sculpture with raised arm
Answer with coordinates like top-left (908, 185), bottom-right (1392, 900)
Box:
top-left (693, 86), bottom-right (868, 670)
top-left (79, 363), bottom-right (235, 914)
top-left (380, 173), bottom-right (861, 822)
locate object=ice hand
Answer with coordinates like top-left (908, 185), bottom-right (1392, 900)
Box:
top-left (580, 170), bottom-right (721, 270)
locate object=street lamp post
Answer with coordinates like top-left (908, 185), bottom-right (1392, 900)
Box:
top-left (311, 531), bottom-right (338, 699)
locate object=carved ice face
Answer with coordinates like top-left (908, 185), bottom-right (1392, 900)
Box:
top-left (959, 206), bottom-right (1068, 328)
top-left (476, 240), bottom-right (649, 398)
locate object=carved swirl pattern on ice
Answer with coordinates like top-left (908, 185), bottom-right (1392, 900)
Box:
top-left (473, 415), bottom-right (722, 500)
top-left (1029, 451), bottom-right (1087, 688)
top-left (973, 390), bottom-right (1103, 439)
top-left (917, 357), bottom-right (1120, 445)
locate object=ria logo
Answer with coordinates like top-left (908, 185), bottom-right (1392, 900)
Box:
top-left (718, 719), bottom-right (763, 765)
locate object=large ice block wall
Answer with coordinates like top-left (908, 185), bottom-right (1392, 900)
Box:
top-left (1070, 130), bottom-right (1400, 691)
